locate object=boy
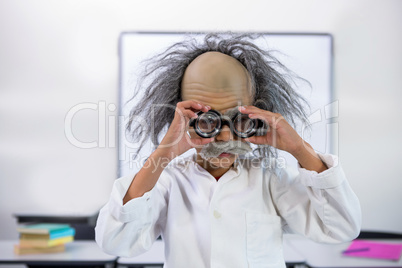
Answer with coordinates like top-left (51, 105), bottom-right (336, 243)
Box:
top-left (95, 33), bottom-right (361, 267)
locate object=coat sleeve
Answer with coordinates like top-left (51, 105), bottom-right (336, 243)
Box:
top-left (95, 174), bottom-right (169, 257)
top-left (271, 153), bottom-right (362, 243)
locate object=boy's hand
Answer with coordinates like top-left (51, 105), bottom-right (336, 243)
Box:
top-left (239, 105), bottom-right (327, 172)
top-left (239, 106), bottom-right (305, 156)
top-left (158, 100), bottom-right (213, 159)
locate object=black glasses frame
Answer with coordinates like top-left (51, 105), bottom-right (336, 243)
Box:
top-left (189, 109), bottom-right (267, 139)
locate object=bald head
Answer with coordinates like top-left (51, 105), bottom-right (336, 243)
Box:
top-left (181, 52), bottom-right (252, 111)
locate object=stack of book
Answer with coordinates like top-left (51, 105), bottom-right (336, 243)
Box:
top-left (14, 223), bottom-right (75, 255)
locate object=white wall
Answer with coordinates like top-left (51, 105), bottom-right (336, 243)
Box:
top-left (0, 0), bottom-right (401, 239)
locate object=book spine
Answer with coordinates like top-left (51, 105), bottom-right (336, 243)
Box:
top-left (49, 228), bottom-right (76, 239)
top-left (14, 244), bottom-right (66, 255)
top-left (19, 236), bottom-right (74, 248)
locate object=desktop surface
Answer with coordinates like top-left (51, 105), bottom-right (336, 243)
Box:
top-left (287, 237), bottom-right (402, 268)
top-left (0, 240), bottom-right (116, 266)
top-left (4, 236), bottom-right (399, 268)
top-left (117, 236), bottom-right (306, 267)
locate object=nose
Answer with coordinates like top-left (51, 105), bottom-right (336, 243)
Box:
top-left (215, 125), bottom-right (233, 142)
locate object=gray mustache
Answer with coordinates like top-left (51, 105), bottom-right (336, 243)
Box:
top-left (199, 141), bottom-right (252, 159)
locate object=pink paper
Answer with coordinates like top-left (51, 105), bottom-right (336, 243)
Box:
top-left (343, 240), bottom-right (402, 261)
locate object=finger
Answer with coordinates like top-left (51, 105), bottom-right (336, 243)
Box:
top-left (245, 135), bottom-right (270, 145)
top-left (248, 112), bottom-right (287, 129)
top-left (178, 100), bottom-right (210, 113)
top-left (239, 106), bottom-right (278, 125)
top-left (246, 112), bottom-right (274, 125)
top-left (238, 105), bottom-right (275, 116)
top-left (176, 105), bottom-right (205, 119)
top-left (178, 108), bottom-right (198, 119)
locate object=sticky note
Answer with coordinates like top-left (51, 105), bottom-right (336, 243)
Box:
top-left (343, 240), bottom-right (402, 261)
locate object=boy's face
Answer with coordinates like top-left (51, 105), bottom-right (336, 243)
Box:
top-left (181, 51), bottom-right (252, 171)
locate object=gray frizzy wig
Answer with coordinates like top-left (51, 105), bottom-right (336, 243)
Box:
top-left (126, 32), bottom-right (310, 159)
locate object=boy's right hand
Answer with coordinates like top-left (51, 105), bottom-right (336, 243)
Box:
top-left (158, 100), bottom-right (214, 160)
top-left (124, 101), bottom-right (213, 202)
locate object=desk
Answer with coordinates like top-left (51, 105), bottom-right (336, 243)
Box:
top-left (283, 236), bottom-right (306, 266)
top-left (117, 236), bottom-right (306, 267)
top-left (287, 237), bottom-right (402, 268)
top-left (0, 240), bottom-right (117, 267)
top-left (117, 241), bottom-right (164, 268)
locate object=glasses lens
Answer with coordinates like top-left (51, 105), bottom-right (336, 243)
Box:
top-left (234, 114), bottom-right (255, 134)
top-left (197, 112), bottom-right (219, 133)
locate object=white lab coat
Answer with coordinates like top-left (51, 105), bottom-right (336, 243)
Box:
top-left (95, 153), bottom-right (361, 268)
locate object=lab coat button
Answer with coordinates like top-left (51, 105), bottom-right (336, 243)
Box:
top-left (213, 210), bottom-right (221, 219)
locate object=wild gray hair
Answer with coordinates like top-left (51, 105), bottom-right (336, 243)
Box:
top-left (126, 32), bottom-right (310, 159)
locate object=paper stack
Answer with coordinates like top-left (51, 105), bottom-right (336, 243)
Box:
top-left (14, 223), bottom-right (75, 255)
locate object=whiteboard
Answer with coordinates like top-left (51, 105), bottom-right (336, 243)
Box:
top-left (118, 32), bottom-right (335, 177)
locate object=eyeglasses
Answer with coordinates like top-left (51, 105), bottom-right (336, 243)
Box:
top-left (189, 109), bottom-right (267, 138)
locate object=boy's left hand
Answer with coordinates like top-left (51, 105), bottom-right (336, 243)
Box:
top-left (239, 105), bottom-right (328, 173)
top-left (239, 105), bottom-right (304, 157)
